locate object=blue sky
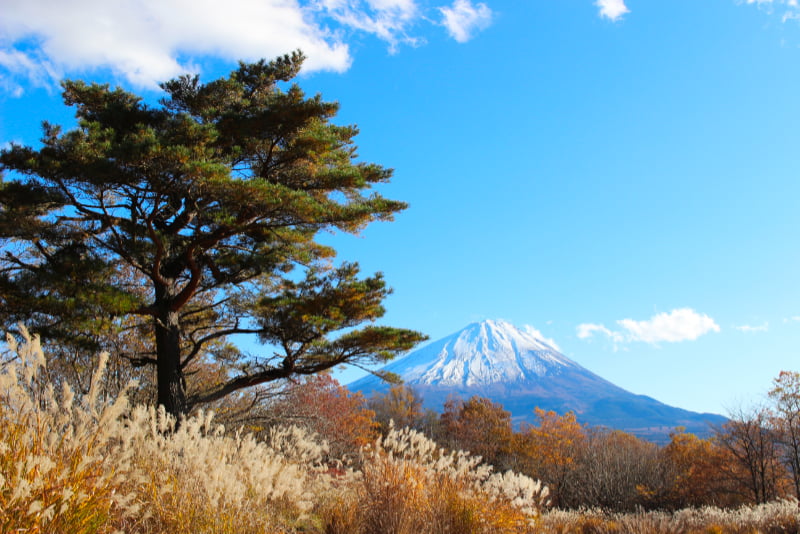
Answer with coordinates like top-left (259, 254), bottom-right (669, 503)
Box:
top-left (2, 0), bottom-right (800, 416)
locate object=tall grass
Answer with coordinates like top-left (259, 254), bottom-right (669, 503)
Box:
top-left (0, 327), bottom-right (327, 533)
top-left (2, 327), bottom-right (798, 534)
top-left (321, 424), bottom-right (550, 534)
top-left (0, 326), bottom-right (136, 533)
top-left (539, 499), bottom-right (800, 533)
top-left (118, 408), bottom-right (330, 533)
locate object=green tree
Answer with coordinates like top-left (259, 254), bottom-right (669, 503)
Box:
top-left (0, 52), bottom-right (425, 418)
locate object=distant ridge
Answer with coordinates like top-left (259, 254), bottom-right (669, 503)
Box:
top-left (348, 319), bottom-right (726, 441)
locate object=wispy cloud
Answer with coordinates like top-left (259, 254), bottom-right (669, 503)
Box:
top-left (0, 0), bottom-right (493, 94)
top-left (0, 49), bottom-right (58, 96)
top-left (576, 323), bottom-right (625, 343)
top-left (316, 0), bottom-right (422, 51)
top-left (523, 325), bottom-right (560, 351)
top-left (735, 322), bottom-right (769, 333)
top-left (744, 0), bottom-right (798, 8)
top-left (741, 0), bottom-right (800, 20)
top-left (595, 0), bottom-right (630, 21)
top-left (439, 0), bottom-right (493, 43)
top-left (577, 308), bottom-right (720, 346)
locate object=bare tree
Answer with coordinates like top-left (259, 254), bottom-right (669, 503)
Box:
top-left (769, 371), bottom-right (800, 500)
top-left (569, 428), bottom-right (663, 511)
top-left (715, 406), bottom-right (786, 504)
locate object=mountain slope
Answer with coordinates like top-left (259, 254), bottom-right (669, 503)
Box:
top-left (348, 319), bottom-right (726, 441)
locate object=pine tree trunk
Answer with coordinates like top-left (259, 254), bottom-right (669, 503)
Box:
top-left (155, 307), bottom-right (186, 419)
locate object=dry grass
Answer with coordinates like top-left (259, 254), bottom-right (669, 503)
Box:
top-left (539, 500), bottom-right (800, 533)
top-left (117, 409), bottom-right (330, 533)
top-left (2, 327), bottom-right (799, 534)
top-left (0, 327), bottom-right (325, 533)
top-left (320, 424), bottom-right (550, 534)
top-left (0, 326), bottom-right (136, 533)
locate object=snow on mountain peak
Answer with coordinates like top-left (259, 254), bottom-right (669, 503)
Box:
top-left (347, 319), bottom-right (728, 441)
top-left (380, 319), bottom-right (577, 387)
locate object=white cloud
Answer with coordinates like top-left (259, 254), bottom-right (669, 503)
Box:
top-left (0, 49), bottom-right (58, 96)
top-left (735, 323), bottom-right (769, 333)
top-left (618, 308), bottom-right (720, 343)
top-left (0, 0), bottom-right (490, 93)
top-left (439, 0), bottom-right (493, 43)
top-left (595, 0), bottom-right (629, 21)
top-left (0, 0), bottom-right (351, 90)
top-left (577, 308), bottom-right (720, 346)
top-left (744, 0), bottom-right (794, 6)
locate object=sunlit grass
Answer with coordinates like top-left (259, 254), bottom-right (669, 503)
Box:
top-left (539, 500), bottom-right (800, 533)
top-left (321, 424), bottom-right (550, 533)
top-left (2, 326), bottom-right (798, 534)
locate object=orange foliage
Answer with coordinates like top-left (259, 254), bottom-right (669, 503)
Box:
top-left (661, 429), bottom-right (741, 508)
top-left (275, 374), bottom-right (378, 460)
top-left (368, 384), bottom-right (425, 434)
top-left (441, 396), bottom-right (513, 468)
top-left (769, 370), bottom-right (800, 500)
top-left (514, 409), bottom-right (587, 507)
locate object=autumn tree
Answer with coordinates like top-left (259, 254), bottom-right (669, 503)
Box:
top-left (0, 52), bottom-right (425, 418)
top-left (768, 370), bottom-right (800, 500)
top-left (715, 407), bottom-right (787, 504)
top-left (440, 395), bottom-right (514, 468)
top-left (368, 384), bottom-right (425, 434)
top-left (659, 429), bottom-right (744, 509)
top-left (572, 429), bottom-right (662, 511)
top-left (514, 408), bottom-right (587, 507)
top-left (271, 374), bottom-right (378, 460)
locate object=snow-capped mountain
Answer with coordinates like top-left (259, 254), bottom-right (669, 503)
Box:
top-left (348, 319), bottom-right (726, 441)
top-left (370, 319), bottom-right (576, 387)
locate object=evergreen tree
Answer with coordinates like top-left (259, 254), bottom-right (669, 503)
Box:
top-left (0, 52), bottom-right (425, 417)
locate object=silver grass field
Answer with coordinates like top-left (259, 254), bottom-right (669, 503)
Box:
top-left (1, 327), bottom-right (798, 533)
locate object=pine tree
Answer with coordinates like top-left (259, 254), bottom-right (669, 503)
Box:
top-left (0, 52), bottom-right (425, 418)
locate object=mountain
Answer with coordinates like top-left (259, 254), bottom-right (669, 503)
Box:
top-left (348, 319), bottom-right (726, 441)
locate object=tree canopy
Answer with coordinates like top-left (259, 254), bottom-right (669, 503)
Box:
top-left (0, 52), bottom-right (425, 417)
